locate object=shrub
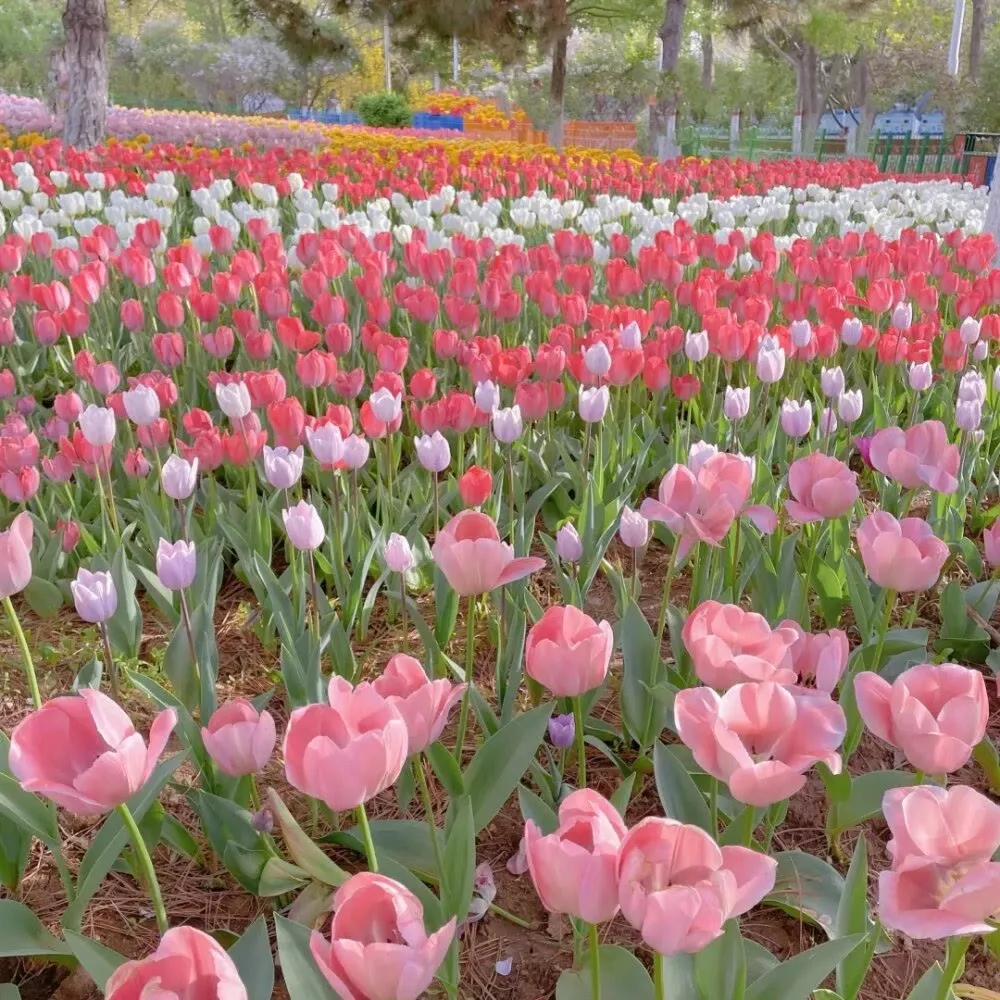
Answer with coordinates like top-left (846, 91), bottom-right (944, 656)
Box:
top-left (356, 91), bottom-right (410, 128)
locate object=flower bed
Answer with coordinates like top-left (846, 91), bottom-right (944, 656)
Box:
top-left (0, 158), bottom-right (997, 1000)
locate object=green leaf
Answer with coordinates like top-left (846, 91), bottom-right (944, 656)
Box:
top-left (653, 742), bottom-right (711, 833)
top-left (463, 702), bottom-right (552, 833)
top-left (609, 773), bottom-right (636, 818)
top-left (267, 790), bottom-right (349, 888)
top-left (0, 772), bottom-right (59, 850)
top-left (62, 929), bottom-right (127, 990)
top-left (0, 986), bottom-right (20, 999)
top-left (694, 920), bottom-right (746, 1000)
top-left (274, 913), bottom-right (340, 999)
top-left (766, 851), bottom-right (845, 940)
top-left (229, 915), bottom-right (275, 1000)
top-left (517, 785), bottom-right (558, 834)
top-left (0, 900), bottom-right (71, 958)
top-left (441, 795), bottom-right (474, 922)
top-left (973, 737), bottom-right (1000, 794)
top-left (843, 555), bottom-right (873, 637)
top-left (555, 944), bottom-right (655, 1000)
top-left (828, 770), bottom-right (917, 838)
top-left (904, 964), bottom-right (947, 1000)
top-left (71, 656), bottom-right (103, 692)
top-left (63, 752), bottom-right (188, 931)
top-left (425, 742), bottom-right (465, 798)
top-left (106, 543), bottom-right (142, 659)
top-left (744, 935), bottom-right (865, 1000)
top-left (330, 820), bottom-right (437, 878)
top-left (0, 813), bottom-right (29, 892)
top-left (395, 757), bottom-right (415, 811)
top-left (836, 835), bottom-right (875, 1000)
top-left (742, 940), bottom-right (778, 985)
top-left (620, 600), bottom-right (663, 748)
top-left (22, 576), bottom-right (63, 618)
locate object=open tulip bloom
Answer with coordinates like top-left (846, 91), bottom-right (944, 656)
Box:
top-left (3, 138), bottom-right (1000, 999)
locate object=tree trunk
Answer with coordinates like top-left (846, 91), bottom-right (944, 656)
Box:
top-left (651, 0), bottom-right (688, 157)
top-left (701, 30), bottom-right (714, 90)
top-left (970, 0), bottom-right (987, 79)
top-left (796, 43), bottom-right (822, 152)
top-left (853, 49), bottom-right (875, 154)
top-left (548, 0), bottom-right (570, 149)
top-left (62, 0), bottom-right (108, 149)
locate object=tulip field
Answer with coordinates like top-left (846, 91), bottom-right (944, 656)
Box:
top-left (0, 122), bottom-right (999, 1000)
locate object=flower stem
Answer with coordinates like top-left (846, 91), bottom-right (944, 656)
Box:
top-left (869, 588), bottom-right (897, 672)
top-left (355, 802), bottom-right (378, 873)
top-left (178, 589), bottom-right (203, 708)
top-left (709, 778), bottom-right (719, 840)
top-left (4, 596), bottom-right (41, 710)
top-left (654, 952), bottom-right (666, 1000)
top-left (937, 935), bottom-right (970, 1000)
top-left (588, 923), bottom-right (602, 1000)
top-left (117, 803), bottom-right (168, 934)
top-left (415, 757), bottom-right (445, 878)
top-left (454, 595), bottom-right (475, 764)
top-left (99, 621), bottom-right (120, 702)
top-left (574, 696), bottom-right (587, 789)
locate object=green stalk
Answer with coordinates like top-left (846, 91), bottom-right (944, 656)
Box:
top-left (415, 758), bottom-right (445, 878)
top-left (454, 595), bottom-right (475, 764)
top-left (355, 802), bottom-right (378, 873)
top-left (117, 803), bottom-right (168, 933)
top-left (936, 936), bottom-right (970, 1000)
top-left (4, 596), bottom-right (41, 709)
top-left (654, 952), bottom-right (666, 1000)
top-left (588, 923), bottom-right (602, 1000)
top-left (869, 589), bottom-right (897, 672)
top-left (574, 696), bottom-right (587, 789)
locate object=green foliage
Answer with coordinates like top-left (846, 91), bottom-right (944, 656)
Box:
top-left (0, 0), bottom-right (61, 97)
top-left (356, 90), bottom-right (411, 126)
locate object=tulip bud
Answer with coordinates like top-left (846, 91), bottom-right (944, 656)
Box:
top-left (122, 384), bottom-right (160, 426)
top-left (756, 340), bottom-right (785, 383)
top-left (161, 454), bottom-right (198, 499)
top-left (79, 404), bottom-right (116, 446)
top-left (415, 431), bottom-right (451, 473)
top-left (820, 366), bottom-right (845, 399)
top-left (984, 521), bottom-right (1000, 567)
top-left (341, 434), bottom-right (370, 470)
top-left (723, 385), bottom-right (750, 422)
top-left (973, 340), bottom-right (989, 362)
top-left (790, 319), bottom-right (812, 348)
top-left (583, 342), bottom-right (611, 376)
top-left (282, 500), bottom-right (325, 551)
top-left (156, 538), bottom-right (197, 591)
top-left (458, 465), bottom-right (492, 507)
top-left (578, 385), bottom-right (610, 423)
top-left (475, 380), bottom-right (500, 415)
top-left (958, 371), bottom-right (986, 403)
top-left (892, 301), bottom-right (912, 332)
top-left (619, 506), bottom-right (649, 549)
top-left (819, 406), bottom-right (838, 436)
top-left (956, 398), bottom-right (982, 432)
top-left (385, 533), bottom-right (415, 574)
top-left (841, 317), bottom-right (863, 346)
top-left (215, 381), bottom-right (251, 419)
top-left (908, 362), bottom-right (933, 392)
top-left (250, 807), bottom-right (275, 834)
top-left (306, 423), bottom-right (344, 466)
top-left (837, 389), bottom-right (863, 424)
top-left (492, 405), bottom-right (523, 444)
top-left (620, 321), bottom-right (642, 351)
top-left (687, 439), bottom-right (718, 474)
top-left (684, 330), bottom-right (709, 362)
top-left (369, 387), bottom-right (402, 423)
top-left (960, 316), bottom-right (981, 345)
top-left (780, 399), bottom-right (812, 438)
top-left (547, 712), bottom-right (575, 749)
top-left (556, 523), bottom-right (582, 563)
top-left (263, 445), bottom-right (304, 490)
top-left (70, 568), bottom-right (118, 623)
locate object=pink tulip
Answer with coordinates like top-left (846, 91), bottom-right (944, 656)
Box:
top-left (879, 785), bottom-right (1000, 939)
top-left (524, 605), bottom-right (613, 697)
top-left (784, 453), bottom-right (859, 523)
top-left (682, 601), bottom-right (798, 689)
top-left (617, 817), bottom-right (776, 954)
top-left (201, 698), bottom-right (277, 777)
top-left (855, 663), bottom-right (988, 774)
top-left (8, 690), bottom-right (176, 815)
top-left (372, 654), bottom-right (466, 756)
top-left (310, 872), bottom-right (456, 1000)
top-left (869, 420), bottom-right (960, 494)
top-left (0, 510), bottom-right (32, 599)
top-left (641, 453), bottom-right (754, 559)
top-left (984, 521), bottom-right (1000, 568)
top-left (431, 510), bottom-right (545, 596)
top-left (674, 682), bottom-right (845, 806)
top-left (524, 789), bottom-right (626, 924)
top-left (778, 620), bottom-right (849, 694)
top-left (857, 512), bottom-right (949, 592)
top-left (106, 926), bottom-right (247, 1000)
top-left (283, 676), bottom-right (408, 812)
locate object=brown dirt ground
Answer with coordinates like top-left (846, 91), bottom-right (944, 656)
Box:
top-left (1, 548), bottom-right (999, 999)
